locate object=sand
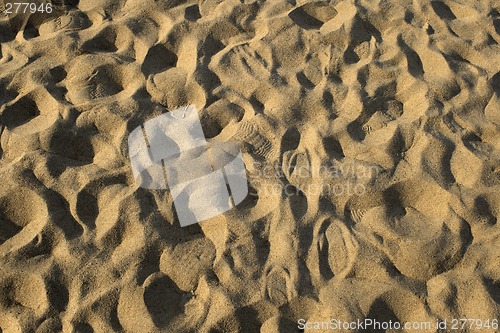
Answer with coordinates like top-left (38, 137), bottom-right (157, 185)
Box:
top-left (0, 0), bottom-right (499, 332)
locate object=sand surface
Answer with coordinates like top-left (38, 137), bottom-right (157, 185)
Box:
top-left (0, 0), bottom-right (499, 332)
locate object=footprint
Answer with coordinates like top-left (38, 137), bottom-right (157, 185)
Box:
top-left (21, 16), bottom-right (42, 40)
top-left (231, 118), bottom-right (274, 160)
top-left (184, 4), bottom-right (201, 22)
top-left (431, 1), bottom-right (456, 20)
top-left (462, 134), bottom-right (496, 161)
top-left (263, 266), bottom-right (297, 305)
top-left (141, 44), bottom-right (178, 76)
top-left (311, 219), bottom-right (334, 281)
top-left (0, 88), bottom-right (63, 154)
top-left (315, 218), bottom-right (359, 281)
top-left (347, 207), bottom-right (368, 224)
top-left (282, 149), bottom-right (312, 190)
top-left (296, 71), bottom-right (315, 89)
top-left (43, 122), bottom-right (95, 162)
top-left (397, 35), bottom-right (424, 78)
top-left (0, 180), bottom-right (48, 254)
top-left (66, 58), bottom-right (121, 103)
top-left (143, 274), bottom-right (183, 328)
top-left (213, 44), bottom-right (274, 95)
top-left (289, 2), bottom-right (337, 30)
top-left (356, 178), bottom-right (472, 280)
top-left (39, 11), bottom-right (91, 36)
top-left (146, 67), bottom-right (205, 108)
top-left (66, 54), bottom-right (139, 105)
top-left (81, 26), bottom-right (120, 53)
top-left (0, 95), bottom-right (39, 130)
top-left (199, 100), bottom-right (244, 139)
top-left (159, 237), bottom-right (216, 292)
top-left (362, 111), bottom-right (391, 134)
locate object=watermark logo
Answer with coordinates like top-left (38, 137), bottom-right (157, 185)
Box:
top-left (128, 105), bottom-right (248, 227)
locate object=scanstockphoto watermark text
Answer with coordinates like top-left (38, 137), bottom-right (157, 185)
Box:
top-left (298, 318), bottom-right (433, 331)
top-left (247, 161), bottom-right (382, 197)
top-left (298, 318), bottom-right (499, 331)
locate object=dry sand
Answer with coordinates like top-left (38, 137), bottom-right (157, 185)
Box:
top-left (0, 0), bottom-right (499, 332)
